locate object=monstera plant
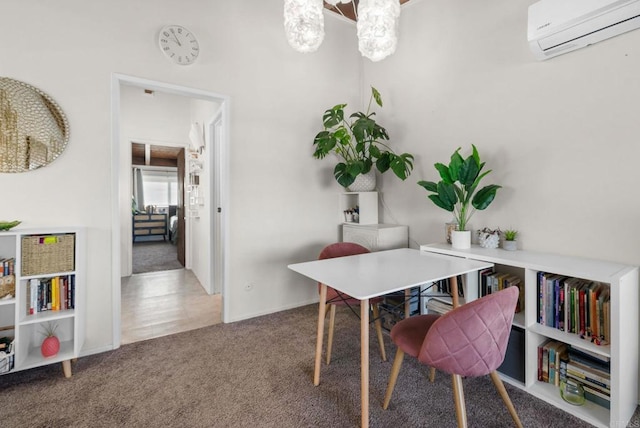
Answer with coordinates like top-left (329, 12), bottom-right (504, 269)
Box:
top-left (418, 145), bottom-right (501, 232)
top-left (312, 86), bottom-right (414, 188)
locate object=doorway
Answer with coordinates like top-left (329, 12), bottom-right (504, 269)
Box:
top-left (111, 74), bottom-right (230, 348)
top-left (131, 143), bottom-right (184, 275)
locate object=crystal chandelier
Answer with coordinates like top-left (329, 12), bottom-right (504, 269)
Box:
top-left (284, 0), bottom-right (401, 61)
top-left (283, 0), bottom-right (325, 53)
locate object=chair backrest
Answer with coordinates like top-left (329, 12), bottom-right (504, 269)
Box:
top-left (319, 242), bottom-right (370, 261)
top-left (418, 286), bottom-right (518, 377)
top-left (317, 242), bottom-right (370, 294)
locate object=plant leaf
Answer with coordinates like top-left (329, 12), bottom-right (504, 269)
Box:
top-left (322, 104), bottom-right (346, 128)
top-left (376, 152), bottom-right (391, 173)
top-left (428, 194), bottom-right (454, 212)
top-left (371, 86), bottom-right (383, 107)
top-left (389, 153), bottom-right (413, 180)
top-left (449, 148), bottom-right (463, 182)
top-left (312, 131), bottom-right (336, 159)
top-left (458, 156), bottom-right (480, 188)
top-left (417, 180), bottom-right (437, 193)
top-left (434, 163), bottom-right (452, 183)
top-left (472, 184), bottom-right (501, 210)
top-left (437, 181), bottom-right (458, 208)
top-left (334, 163), bottom-right (356, 187)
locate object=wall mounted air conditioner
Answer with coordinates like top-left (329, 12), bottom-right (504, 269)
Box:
top-left (528, 0), bottom-right (640, 60)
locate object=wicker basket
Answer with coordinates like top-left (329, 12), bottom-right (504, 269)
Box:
top-left (21, 234), bottom-right (75, 276)
top-left (0, 274), bottom-right (15, 299)
top-left (0, 339), bottom-right (14, 374)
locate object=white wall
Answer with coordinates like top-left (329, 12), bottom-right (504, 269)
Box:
top-left (0, 0), bottom-right (361, 354)
top-left (365, 0), bottom-right (640, 267)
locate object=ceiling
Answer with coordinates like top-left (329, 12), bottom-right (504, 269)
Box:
top-left (131, 143), bottom-right (181, 167)
top-left (324, 0), bottom-right (412, 22)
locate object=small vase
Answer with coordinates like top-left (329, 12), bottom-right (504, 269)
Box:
top-left (41, 336), bottom-right (60, 358)
top-left (503, 240), bottom-right (518, 251)
top-left (346, 170), bottom-right (376, 192)
top-left (451, 230), bottom-right (471, 249)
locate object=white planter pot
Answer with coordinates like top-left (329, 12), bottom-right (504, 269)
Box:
top-left (503, 240), bottom-right (518, 251)
top-left (451, 230), bottom-right (471, 249)
top-left (347, 170), bottom-right (376, 192)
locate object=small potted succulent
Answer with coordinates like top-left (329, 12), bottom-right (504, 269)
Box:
top-left (418, 145), bottom-right (501, 249)
top-left (502, 229), bottom-right (518, 251)
top-left (312, 86), bottom-right (414, 190)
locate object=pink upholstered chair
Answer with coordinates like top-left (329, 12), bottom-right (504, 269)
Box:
top-left (318, 242), bottom-right (387, 367)
top-left (382, 286), bottom-right (523, 428)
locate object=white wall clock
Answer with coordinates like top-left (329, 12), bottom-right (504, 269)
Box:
top-left (158, 25), bottom-right (200, 65)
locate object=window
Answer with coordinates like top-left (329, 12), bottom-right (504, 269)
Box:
top-left (141, 169), bottom-right (178, 206)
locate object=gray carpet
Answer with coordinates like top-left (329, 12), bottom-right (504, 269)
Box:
top-left (1, 304), bottom-right (637, 427)
top-left (132, 240), bottom-right (182, 274)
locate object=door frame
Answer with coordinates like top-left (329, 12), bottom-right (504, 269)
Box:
top-left (110, 73), bottom-right (231, 348)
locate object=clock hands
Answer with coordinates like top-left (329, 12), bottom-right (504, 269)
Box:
top-left (169, 30), bottom-right (182, 47)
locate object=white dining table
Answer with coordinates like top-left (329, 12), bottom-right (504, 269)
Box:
top-left (288, 247), bottom-right (493, 428)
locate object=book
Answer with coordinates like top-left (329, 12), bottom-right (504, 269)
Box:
top-left (566, 372), bottom-right (610, 394)
top-left (537, 271), bottom-right (545, 324)
top-left (504, 275), bottom-right (524, 313)
top-left (568, 347), bottom-right (610, 371)
top-left (584, 388), bottom-right (611, 409)
top-left (551, 342), bottom-right (568, 386)
top-left (478, 267), bottom-right (494, 297)
top-left (541, 340), bottom-right (555, 383)
top-left (566, 362), bottom-right (610, 388)
top-left (568, 358), bottom-right (610, 378)
top-left (537, 339), bottom-right (553, 381)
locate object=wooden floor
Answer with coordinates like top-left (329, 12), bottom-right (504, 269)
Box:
top-left (121, 269), bottom-right (222, 345)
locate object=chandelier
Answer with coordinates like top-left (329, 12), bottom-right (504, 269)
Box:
top-left (283, 0), bottom-right (401, 62)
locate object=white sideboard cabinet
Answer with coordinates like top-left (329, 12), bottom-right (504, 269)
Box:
top-left (420, 243), bottom-right (639, 428)
top-left (343, 223), bottom-right (408, 252)
top-left (0, 227), bottom-right (85, 378)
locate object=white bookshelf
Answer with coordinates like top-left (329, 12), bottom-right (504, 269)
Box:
top-left (0, 227), bottom-right (85, 377)
top-left (420, 243), bottom-right (638, 428)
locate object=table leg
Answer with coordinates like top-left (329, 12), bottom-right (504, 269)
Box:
top-left (450, 275), bottom-right (459, 308)
top-left (314, 283), bottom-right (327, 386)
top-left (404, 288), bottom-right (411, 318)
top-left (361, 298), bottom-right (369, 428)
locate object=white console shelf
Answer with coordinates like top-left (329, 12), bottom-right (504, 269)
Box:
top-left (0, 227), bottom-right (85, 378)
top-left (420, 243), bottom-right (639, 428)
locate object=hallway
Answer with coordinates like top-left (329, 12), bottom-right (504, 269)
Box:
top-left (121, 269), bottom-right (222, 344)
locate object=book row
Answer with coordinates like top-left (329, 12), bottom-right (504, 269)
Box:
top-left (478, 268), bottom-right (524, 313)
top-left (0, 258), bottom-right (14, 277)
top-left (537, 272), bottom-right (610, 346)
top-left (538, 339), bottom-right (611, 409)
top-left (26, 275), bottom-right (76, 314)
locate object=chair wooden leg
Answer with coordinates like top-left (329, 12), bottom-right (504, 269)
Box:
top-left (382, 348), bottom-right (405, 410)
top-left (326, 304), bottom-right (337, 364)
top-left (371, 304), bottom-right (386, 361)
top-left (429, 367), bottom-right (436, 382)
top-left (490, 371), bottom-right (523, 428)
top-left (452, 374), bottom-right (467, 428)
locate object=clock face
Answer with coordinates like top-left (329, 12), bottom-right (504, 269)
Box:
top-left (158, 25), bottom-right (199, 65)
